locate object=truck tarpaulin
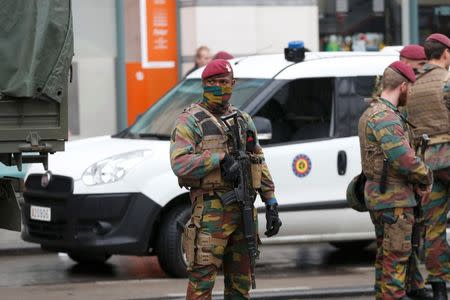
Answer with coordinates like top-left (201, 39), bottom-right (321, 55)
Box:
top-left (0, 0), bottom-right (74, 103)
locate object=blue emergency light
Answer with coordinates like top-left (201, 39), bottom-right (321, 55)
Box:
top-left (285, 40), bottom-right (305, 62)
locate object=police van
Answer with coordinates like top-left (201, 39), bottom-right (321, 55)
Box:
top-left (24, 46), bottom-right (403, 277)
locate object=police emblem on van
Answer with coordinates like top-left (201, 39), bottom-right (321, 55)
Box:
top-left (292, 154), bottom-right (312, 178)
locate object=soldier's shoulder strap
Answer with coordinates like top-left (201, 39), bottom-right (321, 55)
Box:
top-left (418, 65), bottom-right (448, 82)
top-left (230, 106), bottom-right (251, 132)
top-left (187, 103), bottom-right (228, 136)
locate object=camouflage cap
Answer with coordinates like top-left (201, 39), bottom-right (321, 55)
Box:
top-left (426, 33), bottom-right (450, 48)
top-left (400, 45), bottom-right (426, 60)
top-left (389, 61), bottom-right (416, 83)
top-left (201, 59), bottom-right (233, 80)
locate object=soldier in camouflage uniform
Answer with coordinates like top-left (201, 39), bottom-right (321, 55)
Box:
top-left (359, 61), bottom-right (433, 300)
top-left (170, 59), bottom-right (282, 300)
top-left (406, 33), bottom-right (450, 300)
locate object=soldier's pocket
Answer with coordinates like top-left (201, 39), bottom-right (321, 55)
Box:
top-left (383, 212), bottom-right (413, 252)
top-left (182, 221), bottom-right (197, 269)
top-left (251, 162), bottom-right (262, 189)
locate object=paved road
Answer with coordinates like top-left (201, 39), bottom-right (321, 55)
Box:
top-left (1, 240), bottom-right (444, 299)
top-left (0, 242), bottom-right (376, 299)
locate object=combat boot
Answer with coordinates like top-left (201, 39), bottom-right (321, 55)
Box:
top-left (407, 288), bottom-right (433, 300)
top-left (432, 282), bottom-right (448, 300)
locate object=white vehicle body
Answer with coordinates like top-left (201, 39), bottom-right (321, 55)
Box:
top-left (26, 51), bottom-right (436, 276)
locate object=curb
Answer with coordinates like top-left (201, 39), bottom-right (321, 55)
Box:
top-left (0, 246), bottom-right (43, 256)
top-left (136, 284), bottom-right (450, 300)
top-left (133, 286), bottom-right (375, 300)
top-left (248, 286), bottom-right (374, 299)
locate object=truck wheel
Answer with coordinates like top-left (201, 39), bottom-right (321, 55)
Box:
top-left (330, 240), bottom-right (373, 251)
top-left (157, 203), bottom-right (190, 278)
top-left (68, 252), bottom-right (112, 265)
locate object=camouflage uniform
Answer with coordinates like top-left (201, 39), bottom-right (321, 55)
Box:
top-left (359, 97), bottom-right (432, 300)
top-left (170, 98), bottom-right (276, 299)
top-left (407, 63), bottom-right (450, 284)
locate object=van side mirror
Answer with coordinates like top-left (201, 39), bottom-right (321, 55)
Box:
top-left (253, 116), bottom-right (272, 141)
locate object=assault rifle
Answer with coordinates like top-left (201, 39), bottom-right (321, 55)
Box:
top-left (220, 112), bottom-right (259, 289)
top-left (407, 133), bottom-right (430, 293)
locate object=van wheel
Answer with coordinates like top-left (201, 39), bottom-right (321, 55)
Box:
top-left (330, 240), bottom-right (373, 251)
top-left (68, 252), bottom-right (112, 264)
top-left (157, 203), bottom-right (191, 278)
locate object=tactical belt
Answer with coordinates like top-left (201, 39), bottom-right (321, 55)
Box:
top-left (198, 190), bottom-right (234, 202)
top-left (366, 175), bottom-right (408, 185)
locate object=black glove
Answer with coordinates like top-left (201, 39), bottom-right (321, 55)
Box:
top-left (220, 154), bottom-right (239, 183)
top-left (265, 203), bottom-right (282, 237)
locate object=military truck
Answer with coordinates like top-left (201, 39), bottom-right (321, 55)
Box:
top-left (0, 0), bottom-right (73, 231)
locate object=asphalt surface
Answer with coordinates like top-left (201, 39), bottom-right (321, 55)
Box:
top-left (0, 231), bottom-right (445, 300)
top-left (0, 242), bottom-right (377, 288)
top-left (0, 237), bottom-right (378, 299)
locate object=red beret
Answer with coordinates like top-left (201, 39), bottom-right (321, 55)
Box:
top-left (213, 51), bottom-right (234, 60)
top-left (400, 45), bottom-right (426, 60)
top-left (201, 59), bottom-right (233, 80)
top-left (389, 61), bottom-right (416, 83)
top-left (426, 33), bottom-right (450, 48)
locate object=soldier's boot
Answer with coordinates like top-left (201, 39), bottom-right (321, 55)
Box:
top-left (432, 282), bottom-right (448, 300)
top-left (407, 288), bottom-right (434, 300)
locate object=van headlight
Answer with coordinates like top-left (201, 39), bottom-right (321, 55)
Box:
top-left (82, 150), bottom-right (152, 186)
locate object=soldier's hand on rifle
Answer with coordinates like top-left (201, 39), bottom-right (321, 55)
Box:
top-left (220, 154), bottom-right (240, 183)
top-left (415, 184), bottom-right (432, 203)
top-left (265, 200), bottom-right (282, 237)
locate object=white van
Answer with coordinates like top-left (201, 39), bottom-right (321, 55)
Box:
top-left (24, 51), bottom-right (400, 277)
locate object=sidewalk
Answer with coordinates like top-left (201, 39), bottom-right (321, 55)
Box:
top-left (0, 229), bottom-right (41, 255)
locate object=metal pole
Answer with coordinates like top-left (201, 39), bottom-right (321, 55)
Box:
top-left (115, 0), bottom-right (128, 131)
top-left (401, 0), bottom-right (410, 45)
top-left (409, 0), bottom-right (419, 44)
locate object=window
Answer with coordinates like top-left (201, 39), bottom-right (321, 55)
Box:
top-left (126, 78), bottom-right (268, 139)
top-left (255, 78), bottom-right (333, 145)
top-left (334, 76), bottom-right (376, 137)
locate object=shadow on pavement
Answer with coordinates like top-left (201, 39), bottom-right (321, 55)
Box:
top-left (68, 262), bottom-right (117, 278)
top-left (294, 243), bottom-right (375, 270)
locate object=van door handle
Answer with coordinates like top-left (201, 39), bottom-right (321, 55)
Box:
top-left (337, 150), bottom-right (347, 175)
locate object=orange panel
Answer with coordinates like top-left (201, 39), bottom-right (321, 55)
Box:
top-left (145, 0), bottom-right (178, 63)
top-left (126, 62), bottom-right (178, 125)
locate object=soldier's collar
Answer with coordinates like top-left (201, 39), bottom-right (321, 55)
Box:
top-left (423, 63), bottom-right (440, 72)
top-left (378, 97), bottom-right (417, 129)
top-left (378, 97), bottom-right (397, 111)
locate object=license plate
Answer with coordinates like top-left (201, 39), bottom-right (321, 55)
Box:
top-left (30, 205), bottom-right (51, 222)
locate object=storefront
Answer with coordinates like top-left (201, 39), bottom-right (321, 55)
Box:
top-left (419, 1), bottom-right (449, 42)
top-left (318, 0), bottom-right (449, 51)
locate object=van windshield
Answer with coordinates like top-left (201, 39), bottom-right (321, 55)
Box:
top-left (125, 78), bottom-right (268, 139)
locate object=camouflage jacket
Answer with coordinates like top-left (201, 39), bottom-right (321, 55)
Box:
top-left (359, 98), bottom-right (432, 210)
top-left (170, 102), bottom-right (276, 202)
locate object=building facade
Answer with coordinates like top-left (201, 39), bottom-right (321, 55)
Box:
top-left (68, 0), bottom-right (449, 139)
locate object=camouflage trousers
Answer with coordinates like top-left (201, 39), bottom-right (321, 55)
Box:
top-left (370, 207), bottom-right (424, 300)
top-left (185, 193), bottom-right (253, 300)
top-left (422, 168), bottom-right (450, 283)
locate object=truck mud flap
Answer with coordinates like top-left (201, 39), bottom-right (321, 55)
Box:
top-left (0, 179), bottom-right (21, 231)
